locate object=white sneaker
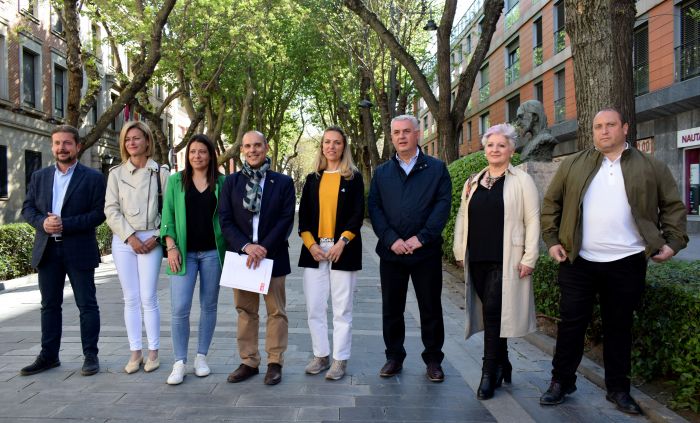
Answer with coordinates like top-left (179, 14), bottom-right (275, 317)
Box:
top-left (166, 360), bottom-right (186, 385)
top-left (194, 353), bottom-right (210, 377)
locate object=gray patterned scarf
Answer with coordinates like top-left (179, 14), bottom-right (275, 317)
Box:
top-left (241, 157), bottom-right (271, 213)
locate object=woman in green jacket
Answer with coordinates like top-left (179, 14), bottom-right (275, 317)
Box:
top-left (161, 134), bottom-right (226, 385)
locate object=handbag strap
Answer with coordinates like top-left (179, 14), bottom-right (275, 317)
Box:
top-left (154, 166), bottom-right (163, 227)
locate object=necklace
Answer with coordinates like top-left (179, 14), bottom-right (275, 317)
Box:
top-left (481, 171), bottom-right (505, 190)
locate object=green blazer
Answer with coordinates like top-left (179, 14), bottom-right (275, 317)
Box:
top-left (160, 172), bottom-right (227, 276)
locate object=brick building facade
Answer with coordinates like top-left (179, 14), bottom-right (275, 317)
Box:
top-left (417, 0), bottom-right (700, 233)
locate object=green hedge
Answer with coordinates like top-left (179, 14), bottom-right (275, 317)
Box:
top-left (533, 254), bottom-right (700, 411)
top-left (0, 222), bottom-right (113, 282)
top-left (0, 224), bottom-right (35, 281)
top-left (442, 151), bottom-right (520, 260)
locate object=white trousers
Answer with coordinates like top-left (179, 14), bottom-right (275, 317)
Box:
top-left (112, 229), bottom-right (162, 350)
top-left (303, 240), bottom-right (357, 360)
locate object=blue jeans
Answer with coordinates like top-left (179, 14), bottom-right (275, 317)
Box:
top-left (170, 250), bottom-right (221, 363)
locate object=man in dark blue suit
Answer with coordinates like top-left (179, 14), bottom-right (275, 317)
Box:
top-left (20, 125), bottom-right (106, 376)
top-left (219, 130), bottom-right (295, 385)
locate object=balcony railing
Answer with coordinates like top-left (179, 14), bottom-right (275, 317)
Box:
top-left (554, 97), bottom-right (566, 123)
top-left (479, 83), bottom-right (490, 103)
top-left (554, 28), bottom-right (566, 54)
top-left (505, 60), bottom-right (520, 86)
top-left (451, 0), bottom-right (485, 44)
top-left (633, 62), bottom-right (649, 96)
top-left (504, 4), bottom-right (520, 30)
top-left (533, 44), bottom-right (543, 67)
top-left (675, 38), bottom-right (700, 81)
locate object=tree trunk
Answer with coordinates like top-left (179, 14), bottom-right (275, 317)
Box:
top-left (63, 0), bottom-right (82, 127)
top-left (219, 73), bottom-right (255, 167)
top-left (344, 0), bottom-right (503, 165)
top-left (72, 0), bottom-right (177, 156)
top-left (566, 0), bottom-right (636, 150)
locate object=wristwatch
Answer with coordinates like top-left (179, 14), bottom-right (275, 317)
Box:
top-left (340, 236), bottom-right (350, 245)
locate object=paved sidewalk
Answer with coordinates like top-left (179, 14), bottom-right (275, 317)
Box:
top-left (0, 220), bottom-right (657, 422)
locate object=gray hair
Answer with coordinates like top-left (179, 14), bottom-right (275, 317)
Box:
top-left (391, 114), bottom-right (419, 129)
top-left (481, 123), bottom-right (517, 149)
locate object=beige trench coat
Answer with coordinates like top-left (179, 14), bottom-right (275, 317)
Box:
top-left (453, 164), bottom-right (540, 339)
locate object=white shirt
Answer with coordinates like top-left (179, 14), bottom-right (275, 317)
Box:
top-left (52, 161), bottom-right (78, 237)
top-left (252, 176), bottom-right (265, 243)
top-left (397, 148), bottom-right (420, 175)
top-left (579, 151), bottom-right (645, 262)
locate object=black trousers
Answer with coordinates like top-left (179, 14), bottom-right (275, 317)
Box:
top-left (37, 241), bottom-right (100, 361)
top-left (379, 254), bottom-right (445, 365)
top-left (469, 261), bottom-right (508, 371)
top-left (552, 251), bottom-right (646, 393)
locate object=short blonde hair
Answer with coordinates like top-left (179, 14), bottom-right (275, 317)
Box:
top-left (313, 126), bottom-right (357, 180)
top-left (119, 121), bottom-right (154, 163)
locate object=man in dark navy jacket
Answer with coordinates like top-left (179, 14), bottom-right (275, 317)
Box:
top-left (21, 125), bottom-right (106, 377)
top-left (368, 115), bottom-right (452, 382)
top-left (218, 130), bottom-right (295, 385)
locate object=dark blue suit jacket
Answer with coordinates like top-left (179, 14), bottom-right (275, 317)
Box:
top-left (22, 162), bottom-right (107, 269)
top-left (218, 170), bottom-right (295, 277)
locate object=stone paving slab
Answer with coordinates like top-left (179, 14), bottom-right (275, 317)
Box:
top-left (0, 218), bottom-right (667, 422)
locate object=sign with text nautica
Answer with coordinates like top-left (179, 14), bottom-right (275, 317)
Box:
top-left (677, 127), bottom-right (700, 148)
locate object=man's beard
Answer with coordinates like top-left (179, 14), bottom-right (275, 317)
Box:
top-left (54, 152), bottom-right (77, 164)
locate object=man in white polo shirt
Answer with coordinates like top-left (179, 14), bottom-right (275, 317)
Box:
top-left (539, 108), bottom-right (688, 414)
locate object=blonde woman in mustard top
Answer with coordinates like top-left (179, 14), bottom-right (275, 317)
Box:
top-left (297, 126), bottom-right (364, 381)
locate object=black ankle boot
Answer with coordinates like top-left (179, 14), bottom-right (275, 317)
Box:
top-left (477, 369), bottom-right (496, 400)
top-left (495, 360), bottom-right (512, 387)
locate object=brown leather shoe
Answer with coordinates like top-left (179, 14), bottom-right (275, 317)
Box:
top-left (227, 364), bottom-right (259, 383)
top-left (426, 362), bottom-right (444, 383)
top-left (264, 363), bottom-right (282, 385)
top-left (379, 359), bottom-right (403, 377)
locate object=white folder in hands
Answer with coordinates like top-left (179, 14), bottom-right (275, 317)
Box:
top-left (219, 251), bottom-right (273, 295)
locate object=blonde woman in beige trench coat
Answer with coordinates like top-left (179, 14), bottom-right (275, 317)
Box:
top-left (453, 123), bottom-right (540, 400)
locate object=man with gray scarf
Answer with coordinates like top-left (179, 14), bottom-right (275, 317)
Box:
top-left (219, 130), bottom-right (295, 385)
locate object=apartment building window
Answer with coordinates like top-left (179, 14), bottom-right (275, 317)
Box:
top-left (533, 17), bottom-right (543, 67)
top-left (51, 6), bottom-right (64, 35)
top-left (507, 95), bottom-right (521, 123)
top-left (22, 49), bottom-right (39, 109)
top-left (678, 0), bottom-right (700, 81)
top-left (0, 27), bottom-right (8, 101)
top-left (554, 69), bottom-right (566, 123)
top-left (91, 23), bottom-right (102, 59)
top-left (633, 23), bottom-right (649, 96)
top-left (155, 84), bottom-right (164, 100)
top-left (19, 0), bottom-right (38, 17)
top-left (479, 64), bottom-right (490, 103)
top-left (110, 93), bottom-right (120, 130)
top-left (0, 145), bottom-right (7, 199)
top-left (553, 0), bottom-right (566, 54)
top-left (423, 115), bottom-right (429, 133)
top-left (479, 112), bottom-right (490, 135)
top-left (458, 127), bottom-right (463, 145)
top-left (534, 80), bottom-right (544, 102)
top-left (466, 34), bottom-right (472, 54)
top-left (505, 39), bottom-right (520, 86)
top-left (168, 123), bottom-right (174, 147)
top-left (504, 0), bottom-right (520, 30)
top-left (54, 65), bottom-right (66, 118)
top-left (467, 121), bottom-right (472, 141)
top-left (25, 150), bottom-right (41, 193)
